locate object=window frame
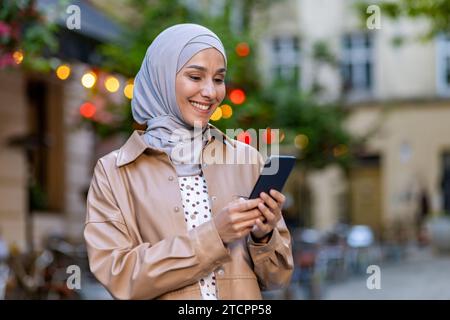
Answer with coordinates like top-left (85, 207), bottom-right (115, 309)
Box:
top-left (341, 32), bottom-right (374, 99)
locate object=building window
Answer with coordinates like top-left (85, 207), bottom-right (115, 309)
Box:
top-left (271, 36), bottom-right (300, 86)
top-left (436, 34), bottom-right (450, 96)
top-left (341, 33), bottom-right (373, 96)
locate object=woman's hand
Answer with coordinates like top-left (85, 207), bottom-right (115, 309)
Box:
top-left (213, 198), bottom-right (263, 244)
top-left (251, 189), bottom-right (286, 242)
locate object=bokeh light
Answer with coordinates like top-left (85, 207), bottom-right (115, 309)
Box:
top-left (105, 76), bottom-right (120, 93)
top-left (220, 104), bottom-right (233, 119)
top-left (294, 134), bottom-right (309, 149)
top-left (229, 89), bottom-right (246, 105)
top-left (81, 71), bottom-right (97, 88)
top-left (56, 64), bottom-right (71, 80)
top-left (235, 42), bottom-right (250, 57)
top-left (13, 50), bottom-right (24, 64)
top-left (79, 102), bottom-right (96, 118)
top-left (210, 107), bottom-right (222, 121)
top-left (123, 80), bottom-right (134, 99)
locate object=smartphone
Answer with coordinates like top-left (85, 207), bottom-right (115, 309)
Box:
top-left (248, 155), bottom-right (296, 199)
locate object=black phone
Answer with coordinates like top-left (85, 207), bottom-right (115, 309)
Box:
top-left (248, 155), bottom-right (296, 199)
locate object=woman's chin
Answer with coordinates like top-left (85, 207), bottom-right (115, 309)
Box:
top-left (187, 118), bottom-right (209, 128)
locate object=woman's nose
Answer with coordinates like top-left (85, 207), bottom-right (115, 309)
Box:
top-left (200, 81), bottom-right (216, 100)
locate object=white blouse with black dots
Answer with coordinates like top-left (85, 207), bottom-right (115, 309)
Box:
top-left (178, 173), bottom-right (218, 300)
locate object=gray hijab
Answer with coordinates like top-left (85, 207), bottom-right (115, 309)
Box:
top-left (131, 24), bottom-right (227, 177)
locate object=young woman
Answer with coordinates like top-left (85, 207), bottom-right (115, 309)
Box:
top-left (84, 23), bottom-right (293, 300)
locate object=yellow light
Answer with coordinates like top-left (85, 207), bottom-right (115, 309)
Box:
top-left (220, 104), bottom-right (233, 119)
top-left (210, 107), bottom-right (222, 121)
top-left (13, 50), bottom-right (24, 64)
top-left (81, 71), bottom-right (97, 88)
top-left (56, 64), bottom-right (71, 80)
top-left (105, 76), bottom-right (120, 93)
top-left (294, 134), bottom-right (309, 149)
top-left (124, 82), bottom-right (134, 99)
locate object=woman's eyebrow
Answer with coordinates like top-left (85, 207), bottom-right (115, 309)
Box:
top-left (186, 65), bottom-right (227, 73)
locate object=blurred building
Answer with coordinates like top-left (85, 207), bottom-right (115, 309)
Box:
top-left (2, 0), bottom-right (450, 250)
top-left (0, 0), bottom-right (122, 251)
top-left (254, 0), bottom-right (450, 241)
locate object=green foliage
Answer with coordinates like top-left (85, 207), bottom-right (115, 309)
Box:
top-left (0, 0), bottom-right (59, 72)
top-left (357, 0), bottom-right (450, 39)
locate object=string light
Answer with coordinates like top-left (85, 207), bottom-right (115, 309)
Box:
top-left (229, 89), bottom-right (246, 105)
top-left (13, 50), bottom-right (24, 64)
top-left (105, 75), bottom-right (120, 93)
top-left (235, 42), bottom-right (250, 57)
top-left (79, 102), bottom-right (96, 118)
top-left (56, 64), bottom-right (71, 80)
top-left (124, 80), bottom-right (134, 99)
top-left (210, 107), bottom-right (222, 121)
top-left (220, 104), bottom-right (233, 119)
top-left (81, 71), bottom-right (97, 88)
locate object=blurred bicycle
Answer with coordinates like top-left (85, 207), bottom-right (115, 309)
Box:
top-left (5, 235), bottom-right (88, 300)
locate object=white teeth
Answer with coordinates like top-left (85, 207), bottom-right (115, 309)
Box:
top-left (190, 101), bottom-right (211, 110)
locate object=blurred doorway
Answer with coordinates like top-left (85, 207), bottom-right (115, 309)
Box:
top-left (25, 77), bottom-right (65, 213)
top-left (349, 155), bottom-right (382, 237)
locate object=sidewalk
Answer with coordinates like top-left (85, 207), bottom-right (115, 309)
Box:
top-left (263, 245), bottom-right (450, 300)
top-left (321, 246), bottom-right (450, 300)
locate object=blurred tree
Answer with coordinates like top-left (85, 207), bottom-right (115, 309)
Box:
top-left (0, 0), bottom-right (58, 71)
top-left (91, 0), bottom-right (353, 170)
top-left (357, 0), bottom-right (450, 39)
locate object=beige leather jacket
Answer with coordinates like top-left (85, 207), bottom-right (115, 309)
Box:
top-left (84, 127), bottom-right (293, 300)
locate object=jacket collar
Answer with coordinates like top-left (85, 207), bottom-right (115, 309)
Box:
top-left (116, 124), bottom-right (235, 167)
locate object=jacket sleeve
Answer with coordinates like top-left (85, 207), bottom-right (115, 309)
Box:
top-left (247, 219), bottom-right (294, 291)
top-left (84, 160), bottom-right (231, 300)
top-left (246, 149), bottom-right (294, 290)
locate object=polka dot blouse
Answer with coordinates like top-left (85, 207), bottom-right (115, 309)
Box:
top-left (178, 173), bottom-right (217, 300)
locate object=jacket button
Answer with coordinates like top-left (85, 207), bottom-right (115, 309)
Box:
top-left (168, 176), bottom-right (174, 181)
top-left (174, 206), bottom-right (180, 212)
top-left (212, 196), bottom-right (217, 201)
top-left (217, 268), bottom-right (225, 276)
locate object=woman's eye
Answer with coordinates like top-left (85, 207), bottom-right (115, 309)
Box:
top-left (189, 75), bottom-right (201, 81)
top-left (214, 78), bottom-right (225, 84)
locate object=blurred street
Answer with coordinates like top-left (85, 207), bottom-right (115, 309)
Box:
top-left (264, 245), bottom-right (450, 300)
top-left (322, 247), bottom-right (450, 300)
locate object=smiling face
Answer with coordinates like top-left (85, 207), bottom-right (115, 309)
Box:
top-left (175, 48), bottom-right (226, 127)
